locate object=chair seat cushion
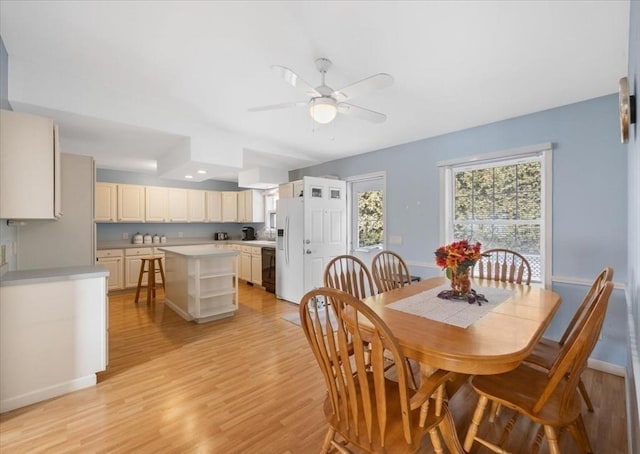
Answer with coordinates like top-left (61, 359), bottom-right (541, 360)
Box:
top-left (323, 374), bottom-right (443, 453)
top-left (470, 363), bottom-right (582, 427)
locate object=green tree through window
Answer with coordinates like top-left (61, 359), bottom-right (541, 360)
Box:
top-left (358, 190), bottom-right (383, 247)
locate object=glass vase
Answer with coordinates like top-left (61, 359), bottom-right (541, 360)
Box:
top-left (450, 268), bottom-right (471, 297)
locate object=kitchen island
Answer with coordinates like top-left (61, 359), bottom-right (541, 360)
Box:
top-left (159, 245), bottom-right (239, 323)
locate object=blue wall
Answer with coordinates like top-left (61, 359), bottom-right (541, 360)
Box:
top-left (292, 94), bottom-right (629, 367)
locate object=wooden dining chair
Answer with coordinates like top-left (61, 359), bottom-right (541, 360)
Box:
top-left (324, 255), bottom-right (376, 300)
top-left (463, 281), bottom-right (614, 454)
top-left (474, 248), bottom-right (532, 285)
top-left (371, 250), bottom-right (413, 293)
top-left (299, 287), bottom-right (463, 454)
top-left (524, 267), bottom-right (614, 412)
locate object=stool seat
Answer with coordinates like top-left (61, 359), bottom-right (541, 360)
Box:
top-left (134, 257), bottom-right (165, 304)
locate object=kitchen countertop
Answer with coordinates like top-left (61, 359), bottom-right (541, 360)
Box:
top-left (0, 265), bottom-right (110, 287)
top-left (97, 238), bottom-right (276, 250)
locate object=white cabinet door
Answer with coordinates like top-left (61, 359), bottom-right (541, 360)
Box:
top-left (207, 191), bottom-right (222, 222)
top-left (95, 182), bottom-right (117, 222)
top-left (240, 251), bottom-right (252, 281)
top-left (278, 182), bottom-right (293, 199)
top-left (244, 190), bottom-right (265, 222)
top-left (237, 191), bottom-right (247, 222)
top-left (124, 247), bottom-right (154, 287)
top-left (251, 249), bottom-right (262, 286)
top-left (0, 110), bottom-right (60, 219)
top-left (145, 186), bottom-right (168, 222)
top-left (221, 191), bottom-right (238, 222)
top-left (117, 184), bottom-right (145, 222)
top-left (188, 190), bottom-right (207, 222)
top-left (97, 256), bottom-right (124, 291)
top-left (167, 188), bottom-right (188, 222)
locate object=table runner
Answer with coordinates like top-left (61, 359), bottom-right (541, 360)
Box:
top-left (387, 284), bottom-right (515, 328)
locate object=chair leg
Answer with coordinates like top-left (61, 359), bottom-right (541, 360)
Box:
top-left (157, 258), bottom-right (166, 290)
top-left (134, 259), bottom-right (146, 303)
top-left (147, 259), bottom-right (154, 303)
top-left (464, 395), bottom-right (489, 451)
top-left (578, 378), bottom-right (594, 412)
top-left (566, 414), bottom-right (593, 453)
top-left (543, 425), bottom-right (561, 454)
top-left (428, 428), bottom-right (444, 454)
top-left (321, 427), bottom-right (335, 454)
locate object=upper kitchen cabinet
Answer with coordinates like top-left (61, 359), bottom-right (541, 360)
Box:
top-left (95, 182), bottom-right (117, 222)
top-left (0, 110), bottom-right (62, 219)
top-left (167, 188), bottom-right (188, 222)
top-left (188, 190), bottom-right (207, 222)
top-left (278, 180), bottom-right (303, 199)
top-left (206, 191), bottom-right (222, 222)
top-left (221, 191), bottom-right (238, 222)
top-left (238, 190), bottom-right (264, 223)
top-left (145, 186), bottom-right (168, 222)
top-left (117, 184), bottom-right (145, 222)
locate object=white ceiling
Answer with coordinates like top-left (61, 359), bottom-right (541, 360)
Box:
top-left (0, 1), bottom-right (630, 183)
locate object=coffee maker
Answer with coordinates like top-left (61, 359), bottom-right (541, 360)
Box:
top-left (241, 226), bottom-right (256, 241)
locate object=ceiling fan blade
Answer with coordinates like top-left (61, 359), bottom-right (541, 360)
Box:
top-left (332, 73), bottom-right (394, 102)
top-left (271, 65), bottom-right (320, 97)
top-left (248, 101), bottom-right (307, 112)
top-left (338, 103), bottom-right (387, 123)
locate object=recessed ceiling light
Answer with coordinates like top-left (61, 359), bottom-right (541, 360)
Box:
top-left (185, 175), bottom-right (193, 179)
top-left (197, 169), bottom-right (207, 174)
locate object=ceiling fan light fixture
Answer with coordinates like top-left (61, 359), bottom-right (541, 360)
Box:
top-left (309, 97), bottom-right (337, 124)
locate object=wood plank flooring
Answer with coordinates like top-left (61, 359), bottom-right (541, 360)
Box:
top-left (0, 284), bottom-right (628, 453)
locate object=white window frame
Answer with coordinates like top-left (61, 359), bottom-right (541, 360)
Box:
top-left (438, 143), bottom-right (553, 287)
top-left (346, 171), bottom-right (387, 253)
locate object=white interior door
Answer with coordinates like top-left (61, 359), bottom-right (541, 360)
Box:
top-left (303, 177), bottom-right (347, 290)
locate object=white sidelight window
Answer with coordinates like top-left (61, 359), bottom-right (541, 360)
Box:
top-left (439, 143), bottom-right (552, 286)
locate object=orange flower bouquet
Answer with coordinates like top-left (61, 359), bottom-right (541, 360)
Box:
top-left (435, 240), bottom-right (486, 299)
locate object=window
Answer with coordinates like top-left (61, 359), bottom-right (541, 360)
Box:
top-left (264, 189), bottom-right (278, 240)
top-left (348, 173), bottom-right (385, 252)
top-left (439, 144), bottom-right (552, 285)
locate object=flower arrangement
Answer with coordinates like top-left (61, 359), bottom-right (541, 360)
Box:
top-left (434, 240), bottom-right (484, 279)
top-left (435, 240), bottom-right (487, 303)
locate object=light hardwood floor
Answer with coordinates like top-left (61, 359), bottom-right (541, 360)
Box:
top-left (0, 284), bottom-right (627, 453)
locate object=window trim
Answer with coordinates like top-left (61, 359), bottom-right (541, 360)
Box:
top-left (438, 143), bottom-right (552, 287)
top-left (346, 171), bottom-right (387, 253)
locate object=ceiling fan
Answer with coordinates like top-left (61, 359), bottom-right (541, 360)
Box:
top-left (249, 58), bottom-right (393, 124)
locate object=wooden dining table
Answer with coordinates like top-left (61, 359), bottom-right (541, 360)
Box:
top-left (362, 276), bottom-right (562, 376)
top-left (359, 276), bottom-right (562, 451)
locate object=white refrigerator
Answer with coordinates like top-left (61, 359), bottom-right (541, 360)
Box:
top-left (276, 197), bottom-right (304, 304)
top-left (276, 176), bottom-right (348, 304)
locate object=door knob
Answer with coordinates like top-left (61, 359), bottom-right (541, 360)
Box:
top-left (306, 249), bottom-right (312, 254)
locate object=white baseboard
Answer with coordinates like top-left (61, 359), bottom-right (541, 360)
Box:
top-left (0, 374), bottom-right (97, 414)
top-left (587, 358), bottom-right (626, 377)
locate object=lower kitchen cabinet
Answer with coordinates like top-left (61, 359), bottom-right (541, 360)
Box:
top-left (122, 247), bottom-right (164, 289)
top-left (0, 268), bottom-right (108, 413)
top-left (96, 249), bottom-right (124, 291)
top-left (251, 247), bottom-right (262, 286)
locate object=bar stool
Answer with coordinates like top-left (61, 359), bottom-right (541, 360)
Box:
top-left (134, 257), bottom-right (165, 304)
